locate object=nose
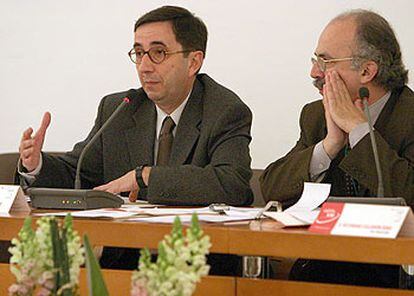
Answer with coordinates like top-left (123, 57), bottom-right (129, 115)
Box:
top-left (310, 61), bottom-right (324, 80)
top-left (137, 53), bottom-right (155, 73)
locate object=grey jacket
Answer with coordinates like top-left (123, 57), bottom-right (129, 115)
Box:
top-left (31, 74), bottom-right (254, 206)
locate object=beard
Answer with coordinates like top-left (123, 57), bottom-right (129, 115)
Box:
top-left (313, 77), bottom-right (325, 92)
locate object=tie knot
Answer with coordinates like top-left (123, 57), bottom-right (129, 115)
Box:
top-left (160, 116), bottom-right (175, 135)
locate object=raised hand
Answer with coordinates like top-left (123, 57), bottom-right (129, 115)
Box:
top-left (325, 71), bottom-right (366, 133)
top-left (19, 112), bottom-right (51, 172)
top-left (322, 81), bottom-right (347, 159)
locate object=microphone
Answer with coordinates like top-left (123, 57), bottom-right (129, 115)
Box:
top-left (75, 96), bottom-right (131, 189)
top-left (28, 90), bottom-right (136, 209)
top-left (359, 87), bottom-right (384, 197)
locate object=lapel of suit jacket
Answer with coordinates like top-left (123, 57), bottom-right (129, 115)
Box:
top-left (373, 87), bottom-right (402, 134)
top-left (169, 79), bottom-right (203, 165)
top-left (124, 94), bottom-right (157, 167)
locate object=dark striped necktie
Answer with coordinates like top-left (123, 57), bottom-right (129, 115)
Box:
top-left (156, 116), bottom-right (175, 166)
top-left (344, 144), bottom-right (359, 196)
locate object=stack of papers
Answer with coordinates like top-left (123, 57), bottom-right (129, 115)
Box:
top-left (264, 182), bottom-right (331, 226)
top-left (36, 182), bottom-right (331, 226)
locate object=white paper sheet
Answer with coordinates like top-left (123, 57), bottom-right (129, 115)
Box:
top-left (34, 206), bottom-right (265, 223)
top-left (128, 214), bottom-right (254, 224)
top-left (35, 206), bottom-right (216, 219)
top-left (262, 182), bottom-right (329, 227)
top-left (36, 208), bottom-right (143, 219)
top-left (289, 210), bottom-right (320, 224)
top-left (285, 182), bottom-right (331, 213)
top-left (120, 198), bottom-right (159, 208)
top-left (331, 204), bottom-right (409, 238)
top-left (224, 207), bottom-right (261, 219)
top-left (263, 212), bottom-right (309, 226)
top-left (0, 185), bottom-right (31, 213)
top-left (134, 207), bottom-right (214, 216)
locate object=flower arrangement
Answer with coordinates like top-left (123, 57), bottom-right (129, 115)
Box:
top-left (8, 214), bottom-right (84, 296)
top-left (131, 214), bottom-right (211, 296)
top-left (8, 213), bottom-right (210, 296)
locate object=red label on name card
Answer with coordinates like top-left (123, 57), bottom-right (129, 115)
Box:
top-left (309, 202), bottom-right (344, 234)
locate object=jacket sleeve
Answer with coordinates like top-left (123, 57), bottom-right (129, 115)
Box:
top-left (260, 103), bottom-right (323, 207)
top-left (29, 98), bottom-right (106, 189)
top-left (147, 103), bottom-right (254, 206)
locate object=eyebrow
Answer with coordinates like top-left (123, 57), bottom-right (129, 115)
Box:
top-left (133, 41), bottom-right (167, 48)
top-left (314, 52), bottom-right (333, 59)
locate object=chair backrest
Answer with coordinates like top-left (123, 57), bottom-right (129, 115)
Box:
top-left (0, 152), bottom-right (65, 185)
top-left (250, 169), bottom-right (265, 207)
top-left (0, 153), bottom-right (20, 184)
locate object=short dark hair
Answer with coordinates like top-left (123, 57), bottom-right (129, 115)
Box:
top-left (134, 6), bottom-right (208, 57)
top-left (335, 10), bottom-right (408, 90)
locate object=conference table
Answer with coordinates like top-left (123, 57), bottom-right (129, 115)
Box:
top-left (1, 210), bottom-right (414, 295)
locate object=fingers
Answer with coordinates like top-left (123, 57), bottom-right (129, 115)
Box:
top-left (94, 182), bottom-right (118, 194)
top-left (34, 112), bottom-right (51, 141)
top-left (19, 113), bottom-right (51, 172)
top-left (21, 127), bottom-right (33, 142)
top-left (20, 147), bottom-right (35, 159)
top-left (322, 84), bottom-right (331, 118)
top-left (20, 138), bottom-right (35, 150)
top-left (322, 83), bottom-right (327, 105)
top-left (324, 72), bottom-right (338, 116)
top-left (330, 71), bottom-right (352, 103)
top-left (94, 170), bottom-right (138, 195)
top-left (129, 190), bottom-right (138, 202)
top-left (19, 128), bottom-right (37, 171)
top-left (19, 128), bottom-right (34, 154)
top-left (354, 98), bottom-right (364, 111)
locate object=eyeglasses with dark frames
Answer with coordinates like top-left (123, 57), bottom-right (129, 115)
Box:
top-left (128, 46), bottom-right (192, 64)
top-left (311, 54), bottom-right (354, 72)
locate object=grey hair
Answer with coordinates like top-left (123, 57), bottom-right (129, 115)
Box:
top-left (334, 9), bottom-right (408, 90)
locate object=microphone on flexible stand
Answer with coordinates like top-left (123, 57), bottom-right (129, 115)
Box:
top-left (28, 90), bottom-right (136, 209)
top-left (74, 96), bottom-right (130, 189)
top-left (359, 87), bottom-right (384, 197)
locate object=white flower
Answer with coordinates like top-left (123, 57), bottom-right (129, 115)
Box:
top-left (9, 214), bottom-right (84, 295)
top-left (131, 214), bottom-right (211, 296)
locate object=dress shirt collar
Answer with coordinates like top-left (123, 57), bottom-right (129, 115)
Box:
top-left (369, 91), bottom-right (391, 124)
top-left (155, 91), bottom-right (191, 139)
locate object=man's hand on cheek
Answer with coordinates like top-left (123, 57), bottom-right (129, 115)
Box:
top-left (327, 71), bottom-right (367, 133)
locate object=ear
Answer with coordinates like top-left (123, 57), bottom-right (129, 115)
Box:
top-left (360, 60), bottom-right (378, 84)
top-left (188, 51), bottom-right (204, 76)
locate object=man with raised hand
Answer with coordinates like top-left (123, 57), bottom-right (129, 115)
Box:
top-left (18, 6), bottom-right (253, 208)
top-left (18, 6), bottom-right (252, 272)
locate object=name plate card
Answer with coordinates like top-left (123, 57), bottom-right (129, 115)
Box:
top-left (0, 185), bottom-right (31, 214)
top-left (309, 202), bottom-right (414, 238)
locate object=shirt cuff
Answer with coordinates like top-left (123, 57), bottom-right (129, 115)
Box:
top-left (309, 141), bottom-right (331, 180)
top-left (349, 122), bottom-right (370, 148)
top-left (18, 153), bottom-right (43, 183)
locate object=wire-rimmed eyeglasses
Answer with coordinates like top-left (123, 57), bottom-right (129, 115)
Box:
top-left (311, 54), bottom-right (354, 72)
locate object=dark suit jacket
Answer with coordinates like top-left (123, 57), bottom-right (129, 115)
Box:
top-left (260, 86), bottom-right (414, 207)
top-left (30, 74), bottom-right (254, 206)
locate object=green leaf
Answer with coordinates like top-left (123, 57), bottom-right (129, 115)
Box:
top-left (139, 248), bottom-right (152, 267)
top-left (60, 226), bottom-right (72, 296)
top-left (83, 235), bottom-right (109, 296)
top-left (50, 218), bottom-right (62, 293)
top-left (171, 216), bottom-right (183, 242)
top-left (190, 213), bottom-right (202, 239)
